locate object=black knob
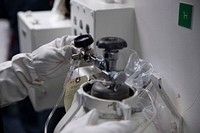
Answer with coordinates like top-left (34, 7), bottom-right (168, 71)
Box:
top-left (96, 37), bottom-right (127, 51)
top-left (74, 34), bottom-right (94, 48)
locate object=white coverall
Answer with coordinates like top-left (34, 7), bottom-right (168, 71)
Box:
top-left (0, 36), bottom-right (134, 133)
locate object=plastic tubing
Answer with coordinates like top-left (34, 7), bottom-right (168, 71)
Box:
top-left (44, 59), bottom-right (80, 133)
top-left (139, 89), bottom-right (157, 133)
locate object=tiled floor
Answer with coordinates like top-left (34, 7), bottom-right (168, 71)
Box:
top-left (0, 19), bottom-right (10, 63)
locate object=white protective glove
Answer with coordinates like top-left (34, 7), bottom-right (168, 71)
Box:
top-left (60, 109), bottom-right (134, 133)
top-left (0, 35), bottom-right (76, 107)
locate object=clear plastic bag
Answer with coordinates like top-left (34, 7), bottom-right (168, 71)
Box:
top-left (124, 52), bottom-right (153, 89)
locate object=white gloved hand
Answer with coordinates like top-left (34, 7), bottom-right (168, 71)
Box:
top-left (60, 109), bottom-right (134, 133)
top-left (0, 35), bottom-right (76, 107)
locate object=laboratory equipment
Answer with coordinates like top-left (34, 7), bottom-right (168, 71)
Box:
top-left (73, 34), bottom-right (130, 101)
top-left (18, 11), bottom-right (71, 53)
top-left (71, 0), bottom-right (135, 55)
top-left (54, 35), bottom-right (182, 133)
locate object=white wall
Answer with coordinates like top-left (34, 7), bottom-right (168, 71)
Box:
top-left (133, 0), bottom-right (200, 132)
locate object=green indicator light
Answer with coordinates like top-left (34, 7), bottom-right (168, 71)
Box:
top-left (178, 2), bottom-right (193, 29)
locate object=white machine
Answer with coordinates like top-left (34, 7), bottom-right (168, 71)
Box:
top-left (18, 11), bottom-right (72, 53)
top-left (70, 0), bottom-right (135, 54)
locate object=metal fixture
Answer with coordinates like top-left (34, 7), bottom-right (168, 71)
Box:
top-left (72, 34), bottom-right (131, 101)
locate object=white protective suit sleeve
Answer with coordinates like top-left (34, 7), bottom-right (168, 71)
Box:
top-left (60, 109), bottom-right (135, 133)
top-left (0, 35), bottom-right (76, 107)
